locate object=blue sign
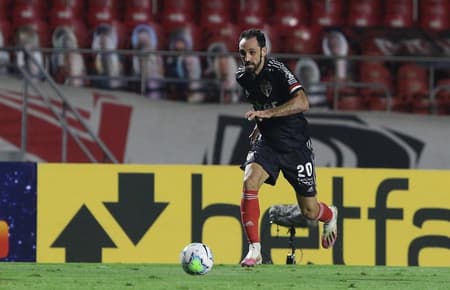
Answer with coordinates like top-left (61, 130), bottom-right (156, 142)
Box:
top-left (0, 162), bottom-right (36, 261)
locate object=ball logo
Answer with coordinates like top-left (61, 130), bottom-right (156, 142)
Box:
top-left (0, 220), bottom-right (9, 258)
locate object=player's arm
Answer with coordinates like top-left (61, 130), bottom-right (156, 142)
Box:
top-left (246, 89), bottom-right (309, 120)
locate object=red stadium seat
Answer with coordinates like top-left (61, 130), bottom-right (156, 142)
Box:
top-left (88, 0), bottom-right (118, 9)
top-left (160, 0), bottom-right (195, 27)
top-left (51, 0), bottom-right (85, 15)
top-left (123, 7), bottom-right (153, 31)
top-left (359, 62), bottom-right (394, 97)
top-left (12, 3), bottom-right (45, 27)
top-left (397, 63), bottom-right (428, 98)
top-left (200, 0), bottom-right (232, 28)
top-left (311, 0), bottom-right (345, 27)
top-left (87, 6), bottom-right (118, 28)
top-left (203, 22), bottom-right (238, 51)
top-left (337, 95), bottom-right (367, 111)
top-left (49, 6), bottom-right (79, 29)
top-left (359, 62), bottom-right (394, 111)
top-left (394, 62), bottom-right (429, 113)
top-left (419, 0), bottom-right (450, 31)
top-left (348, 0), bottom-right (382, 27)
top-left (126, 0), bottom-right (152, 9)
top-left (237, 0), bottom-right (268, 27)
top-left (285, 25), bottom-right (322, 54)
top-left (384, 0), bottom-right (415, 28)
top-left (271, 0), bottom-right (308, 28)
top-left (0, 0), bottom-right (10, 20)
top-left (323, 76), bottom-right (365, 111)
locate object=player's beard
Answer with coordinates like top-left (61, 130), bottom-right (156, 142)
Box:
top-left (244, 49), bottom-right (263, 73)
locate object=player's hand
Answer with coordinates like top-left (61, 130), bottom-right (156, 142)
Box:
top-left (245, 110), bottom-right (272, 121)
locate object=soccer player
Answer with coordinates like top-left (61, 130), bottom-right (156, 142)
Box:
top-left (236, 29), bottom-right (338, 267)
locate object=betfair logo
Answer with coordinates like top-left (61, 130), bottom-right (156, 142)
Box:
top-left (0, 220), bottom-right (9, 258)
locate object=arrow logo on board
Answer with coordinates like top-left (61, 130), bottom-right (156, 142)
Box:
top-left (51, 205), bottom-right (117, 262)
top-left (104, 173), bottom-right (169, 245)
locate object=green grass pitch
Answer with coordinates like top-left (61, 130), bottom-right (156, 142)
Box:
top-left (0, 263), bottom-right (449, 290)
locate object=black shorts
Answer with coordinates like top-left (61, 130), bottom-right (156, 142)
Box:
top-left (241, 139), bottom-right (317, 197)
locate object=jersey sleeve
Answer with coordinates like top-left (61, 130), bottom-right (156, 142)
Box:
top-left (278, 62), bottom-right (303, 96)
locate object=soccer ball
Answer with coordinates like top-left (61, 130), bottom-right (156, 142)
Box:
top-left (180, 243), bottom-right (214, 275)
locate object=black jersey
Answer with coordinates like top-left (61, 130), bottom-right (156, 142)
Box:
top-left (236, 58), bottom-right (310, 152)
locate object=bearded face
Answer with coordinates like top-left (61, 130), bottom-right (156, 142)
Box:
top-left (239, 37), bottom-right (266, 74)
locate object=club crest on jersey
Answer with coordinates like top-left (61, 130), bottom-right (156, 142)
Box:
top-left (259, 80), bottom-right (272, 97)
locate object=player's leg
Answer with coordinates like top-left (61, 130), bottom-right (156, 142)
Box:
top-left (240, 162), bottom-right (269, 267)
top-left (280, 142), bottom-right (338, 249)
top-left (296, 195), bottom-right (338, 248)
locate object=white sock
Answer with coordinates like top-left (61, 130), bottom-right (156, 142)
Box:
top-left (246, 242), bottom-right (261, 259)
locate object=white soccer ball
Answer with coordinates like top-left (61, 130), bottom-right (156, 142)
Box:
top-left (180, 242), bottom-right (214, 275)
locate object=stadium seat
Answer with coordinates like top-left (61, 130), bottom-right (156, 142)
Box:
top-left (285, 25), bottom-right (322, 54)
top-left (237, 0), bottom-right (268, 27)
top-left (160, 0), bottom-right (195, 27)
top-left (419, 0), bottom-right (450, 31)
top-left (203, 22), bottom-right (238, 51)
top-left (12, 3), bottom-right (45, 27)
top-left (126, 0), bottom-right (152, 9)
top-left (123, 7), bottom-right (153, 31)
top-left (0, 0), bottom-right (10, 20)
top-left (51, 0), bottom-right (85, 15)
top-left (359, 62), bottom-right (394, 111)
top-left (336, 95), bottom-right (366, 111)
top-left (324, 75), bottom-right (364, 111)
top-left (384, 0), bottom-right (415, 28)
top-left (311, 0), bottom-right (345, 27)
top-left (347, 0), bottom-right (382, 27)
top-left (49, 5), bottom-right (79, 29)
top-left (394, 63), bottom-right (429, 112)
top-left (411, 95), bottom-right (432, 114)
top-left (88, 0), bottom-right (118, 10)
top-left (359, 62), bottom-right (394, 97)
top-left (271, 0), bottom-right (308, 28)
top-left (87, 6), bottom-right (118, 28)
top-left (397, 63), bottom-right (428, 98)
top-left (199, 0), bottom-right (232, 28)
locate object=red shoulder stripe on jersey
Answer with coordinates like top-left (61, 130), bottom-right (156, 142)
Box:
top-left (289, 83), bottom-right (302, 94)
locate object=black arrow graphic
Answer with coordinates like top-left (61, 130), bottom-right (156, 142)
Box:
top-left (51, 205), bottom-right (116, 262)
top-left (104, 173), bottom-right (169, 245)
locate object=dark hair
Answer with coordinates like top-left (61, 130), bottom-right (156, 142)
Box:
top-left (239, 28), bottom-right (266, 48)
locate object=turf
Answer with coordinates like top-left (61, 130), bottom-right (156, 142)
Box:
top-left (0, 263), bottom-right (448, 290)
